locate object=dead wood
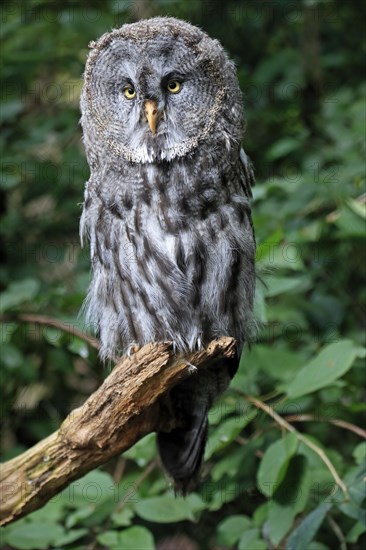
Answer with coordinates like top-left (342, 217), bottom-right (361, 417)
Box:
top-left (0, 337), bottom-right (236, 525)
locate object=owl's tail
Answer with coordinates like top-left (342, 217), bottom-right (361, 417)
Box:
top-left (157, 357), bottom-right (238, 494)
top-left (157, 389), bottom-right (209, 495)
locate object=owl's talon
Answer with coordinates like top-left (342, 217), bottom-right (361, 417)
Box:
top-left (126, 343), bottom-right (140, 358)
top-left (185, 361), bottom-right (197, 374)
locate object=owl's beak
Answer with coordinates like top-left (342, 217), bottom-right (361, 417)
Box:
top-left (144, 99), bottom-right (158, 135)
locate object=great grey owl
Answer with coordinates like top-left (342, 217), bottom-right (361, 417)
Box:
top-left (80, 17), bottom-right (255, 494)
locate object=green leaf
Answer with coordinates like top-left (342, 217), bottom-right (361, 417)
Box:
top-left (256, 229), bottom-right (283, 263)
top-left (267, 455), bottom-right (309, 545)
top-left (257, 433), bottom-right (298, 496)
top-left (134, 493), bottom-right (205, 523)
top-left (238, 529), bottom-right (267, 550)
top-left (0, 171), bottom-right (20, 189)
top-left (353, 442), bottom-right (366, 465)
top-left (0, 100), bottom-right (24, 123)
top-left (123, 433), bottom-right (156, 467)
top-left (52, 528), bottom-right (88, 545)
top-left (286, 503), bottom-right (332, 550)
top-left (216, 515), bottom-right (252, 546)
top-left (206, 412), bottom-right (256, 459)
top-left (67, 337), bottom-right (89, 358)
top-left (285, 340), bottom-right (365, 399)
top-left (268, 499), bottom-right (294, 546)
top-left (247, 345), bottom-right (303, 382)
top-left (82, 498), bottom-right (117, 527)
top-left (111, 506), bottom-right (134, 527)
top-left (267, 138), bottom-right (300, 160)
top-left (65, 506), bottom-right (95, 528)
top-left (346, 197), bottom-right (366, 219)
top-left (210, 446), bottom-right (249, 482)
top-left (118, 526), bottom-right (155, 549)
top-left (63, 470), bottom-right (115, 509)
top-left (1, 343), bottom-right (24, 368)
top-left (253, 502), bottom-right (268, 528)
top-left (96, 530), bottom-right (119, 548)
top-left (43, 327), bottom-right (63, 347)
top-left (262, 241), bottom-right (304, 271)
top-left (253, 284), bottom-right (267, 324)
top-left (338, 464), bottom-right (366, 525)
top-left (207, 480), bottom-right (249, 511)
top-left (346, 521), bottom-right (366, 543)
top-left (3, 521), bottom-right (64, 550)
top-left (264, 275), bottom-right (309, 297)
top-left (27, 497), bottom-right (65, 523)
top-left (0, 278), bottom-right (40, 312)
top-left (332, 200), bottom-right (366, 237)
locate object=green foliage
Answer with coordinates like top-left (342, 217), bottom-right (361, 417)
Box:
top-left (284, 340), bottom-right (365, 399)
top-left (1, 1), bottom-right (365, 549)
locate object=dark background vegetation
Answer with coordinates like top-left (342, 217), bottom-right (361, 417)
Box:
top-left (1, 1), bottom-right (365, 549)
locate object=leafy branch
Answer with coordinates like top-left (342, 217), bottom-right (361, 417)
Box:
top-left (1, 313), bottom-right (100, 350)
top-left (243, 394), bottom-right (350, 502)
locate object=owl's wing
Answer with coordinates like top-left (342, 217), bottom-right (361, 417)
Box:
top-left (239, 147), bottom-right (255, 199)
top-left (239, 147), bottom-right (256, 243)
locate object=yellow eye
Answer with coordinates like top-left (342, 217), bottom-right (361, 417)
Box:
top-left (123, 86), bottom-right (136, 99)
top-left (167, 80), bottom-right (181, 94)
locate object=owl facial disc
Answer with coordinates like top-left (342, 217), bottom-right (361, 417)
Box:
top-left (81, 17), bottom-right (243, 163)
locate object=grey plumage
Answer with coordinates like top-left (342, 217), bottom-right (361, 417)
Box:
top-left (80, 17), bottom-right (255, 493)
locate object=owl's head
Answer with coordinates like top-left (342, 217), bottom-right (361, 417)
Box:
top-left (81, 17), bottom-right (243, 164)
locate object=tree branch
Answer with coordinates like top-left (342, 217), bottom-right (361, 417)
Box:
top-left (283, 414), bottom-right (366, 439)
top-left (244, 394), bottom-right (350, 502)
top-left (0, 337), bottom-right (236, 526)
top-left (1, 313), bottom-right (100, 350)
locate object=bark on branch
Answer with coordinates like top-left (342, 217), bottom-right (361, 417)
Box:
top-left (0, 337), bottom-right (236, 526)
